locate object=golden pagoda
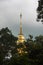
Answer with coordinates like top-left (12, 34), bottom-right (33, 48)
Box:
top-left (17, 13), bottom-right (26, 45)
top-left (17, 14), bottom-right (27, 55)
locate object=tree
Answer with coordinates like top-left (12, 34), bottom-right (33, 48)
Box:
top-left (0, 27), bottom-right (18, 65)
top-left (0, 27), bottom-right (43, 65)
top-left (37, 0), bottom-right (43, 23)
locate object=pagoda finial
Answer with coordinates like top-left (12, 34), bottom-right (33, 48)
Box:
top-left (19, 13), bottom-right (22, 35)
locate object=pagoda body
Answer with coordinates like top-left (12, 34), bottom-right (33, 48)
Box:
top-left (17, 13), bottom-right (25, 45)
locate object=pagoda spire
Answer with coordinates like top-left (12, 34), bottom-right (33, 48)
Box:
top-left (17, 13), bottom-right (26, 44)
top-left (19, 13), bottom-right (22, 35)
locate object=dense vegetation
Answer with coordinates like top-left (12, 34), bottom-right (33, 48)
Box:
top-left (0, 27), bottom-right (43, 65)
top-left (37, 0), bottom-right (43, 22)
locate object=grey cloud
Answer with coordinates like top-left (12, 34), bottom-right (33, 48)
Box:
top-left (0, 0), bottom-right (43, 38)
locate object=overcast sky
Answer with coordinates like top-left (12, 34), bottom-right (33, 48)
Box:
top-left (0, 0), bottom-right (43, 38)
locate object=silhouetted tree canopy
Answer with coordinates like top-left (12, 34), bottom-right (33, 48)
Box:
top-left (37, 0), bottom-right (43, 23)
top-left (0, 27), bottom-right (43, 65)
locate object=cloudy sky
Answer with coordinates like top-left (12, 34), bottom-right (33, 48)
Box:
top-left (0, 0), bottom-right (43, 38)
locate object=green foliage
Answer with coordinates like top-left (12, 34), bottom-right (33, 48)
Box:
top-left (0, 27), bottom-right (43, 65)
top-left (37, 0), bottom-right (43, 22)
